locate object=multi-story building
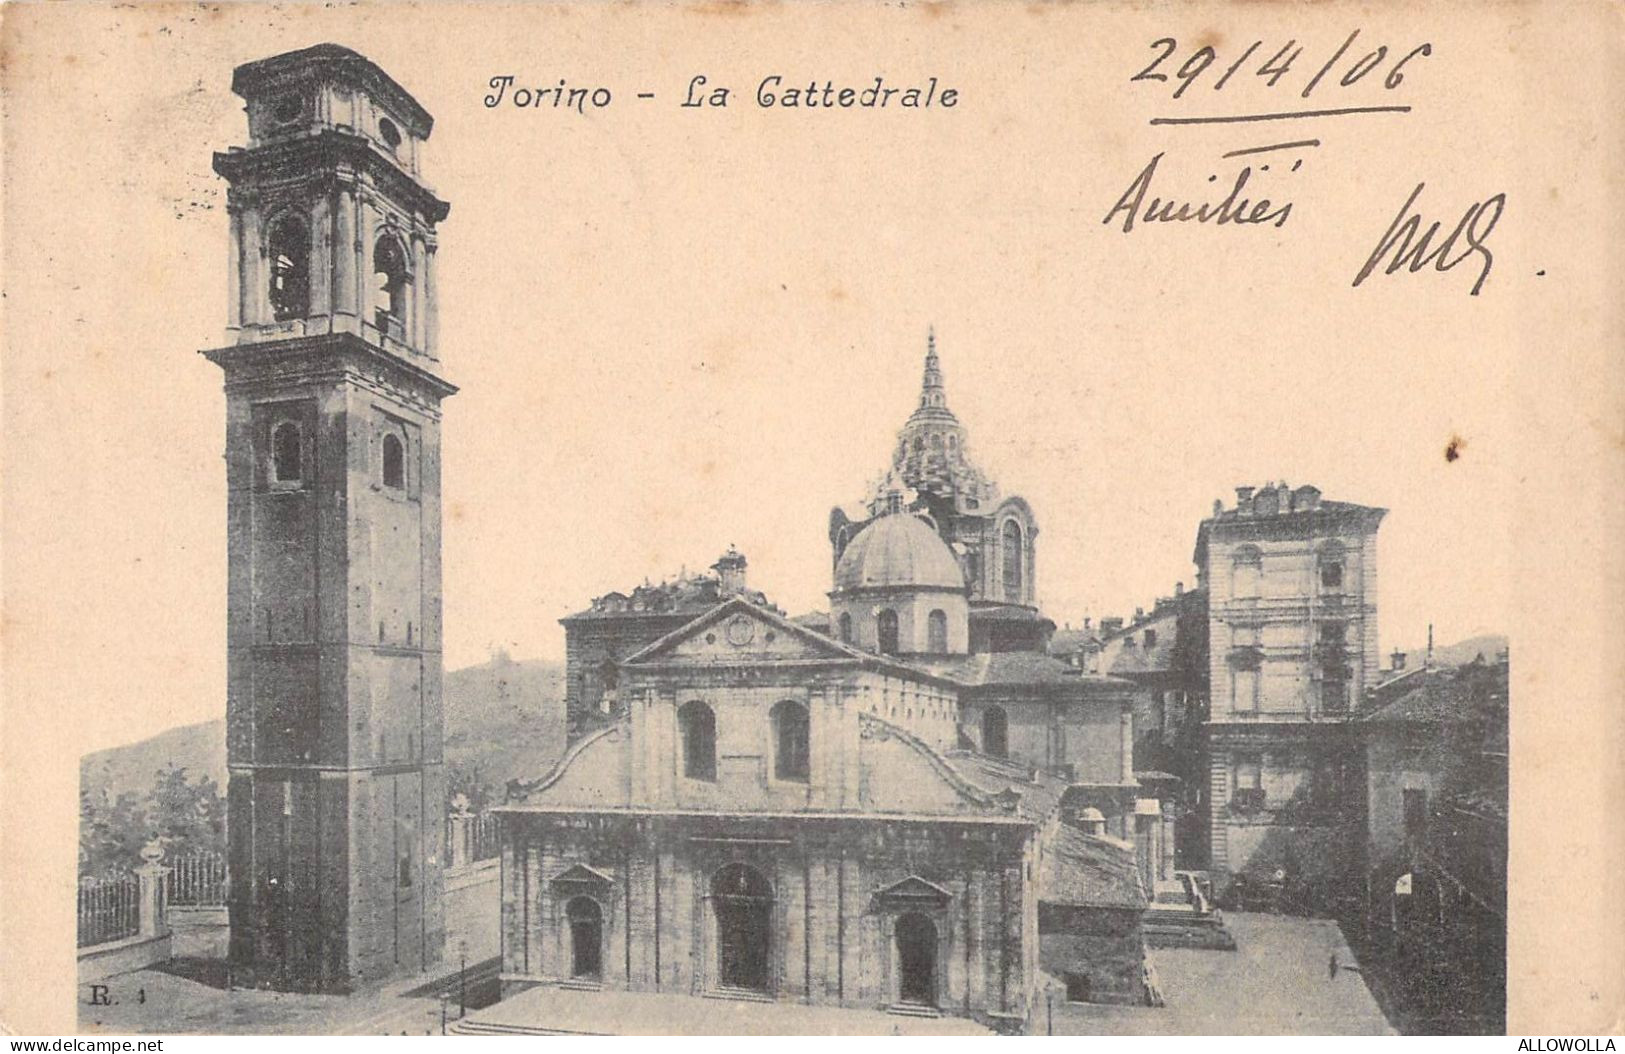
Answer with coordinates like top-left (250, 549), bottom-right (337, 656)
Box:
top-left (559, 547), bottom-right (775, 739)
top-left (1355, 654), bottom-right (1508, 1032)
top-left (1194, 483), bottom-right (1386, 901)
top-left (204, 45), bottom-right (453, 990)
top-left (1089, 584), bottom-right (1210, 871)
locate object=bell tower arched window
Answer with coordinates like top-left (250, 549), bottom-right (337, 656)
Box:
top-left (1001, 520), bottom-right (1024, 602)
top-left (271, 421), bottom-right (302, 483)
top-left (876, 609), bottom-right (900, 655)
top-left (838, 612), bottom-right (852, 643)
top-left (373, 234), bottom-right (408, 338)
top-left (927, 609), bottom-right (948, 654)
top-left (267, 216), bottom-right (310, 321)
top-left (382, 433), bottom-right (405, 489)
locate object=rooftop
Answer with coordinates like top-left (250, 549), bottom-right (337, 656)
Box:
top-left (1038, 824), bottom-right (1149, 911)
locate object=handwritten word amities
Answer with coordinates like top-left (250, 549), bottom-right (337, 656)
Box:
top-left (1103, 152), bottom-right (1297, 233)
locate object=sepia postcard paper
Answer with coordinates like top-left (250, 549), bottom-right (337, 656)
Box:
top-left (2, 0), bottom-right (1623, 1039)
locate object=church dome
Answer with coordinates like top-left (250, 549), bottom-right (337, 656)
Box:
top-left (834, 513), bottom-right (965, 592)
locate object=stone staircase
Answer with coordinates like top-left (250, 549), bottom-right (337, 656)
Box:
top-left (887, 1002), bottom-right (942, 1019)
top-left (1143, 880), bottom-right (1237, 950)
top-left (704, 985), bottom-right (776, 1004)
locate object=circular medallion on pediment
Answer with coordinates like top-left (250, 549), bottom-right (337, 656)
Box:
top-left (725, 615), bottom-right (755, 646)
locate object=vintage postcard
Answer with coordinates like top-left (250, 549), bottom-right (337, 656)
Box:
top-left (1, 0), bottom-right (1621, 1039)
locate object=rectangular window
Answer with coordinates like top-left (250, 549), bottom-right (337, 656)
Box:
top-left (1312, 758), bottom-right (1344, 809)
top-left (1234, 667), bottom-right (1260, 713)
top-left (1233, 755), bottom-right (1265, 811)
top-left (1321, 677), bottom-right (1348, 715)
top-left (1403, 788), bottom-right (1428, 837)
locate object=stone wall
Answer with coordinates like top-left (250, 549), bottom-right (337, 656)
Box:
top-left (1037, 904), bottom-right (1148, 1006)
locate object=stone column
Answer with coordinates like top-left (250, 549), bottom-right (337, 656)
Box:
top-left (332, 181), bottom-right (358, 324)
top-left (412, 234), bottom-right (428, 353)
top-left (1120, 706), bottom-right (1134, 782)
top-left (135, 839), bottom-right (169, 940)
top-left (226, 204), bottom-right (242, 338)
top-left (448, 796), bottom-right (472, 869)
top-left (424, 240), bottom-right (440, 359)
top-left (240, 203), bottom-right (265, 328)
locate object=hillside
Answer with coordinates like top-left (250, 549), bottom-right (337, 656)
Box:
top-left (1400, 634), bottom-right (1509, 669)
top-left (80, 654), bottom-right (567, 806)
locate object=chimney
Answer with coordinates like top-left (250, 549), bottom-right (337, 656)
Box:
top-left (1235, 486), bottom-right (1255, 514)
top-left (712, 546), bottom-right (748, 596)
top-left (1101, 617), bottom-right (1124, 636)
top-left (1175, 581), bottom-right (1184, 597)
top-left (1390, 648), bottom-right (1407, 671)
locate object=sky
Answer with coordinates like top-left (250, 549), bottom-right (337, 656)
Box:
top-left (3, 5), bottom-right (1522, 757)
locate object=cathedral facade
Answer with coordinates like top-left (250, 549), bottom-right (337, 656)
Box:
top-left (499, 336), bottom-right (1152, 1028)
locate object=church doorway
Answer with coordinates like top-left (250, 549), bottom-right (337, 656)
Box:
top-left (711, 863), bottom-right (773, 992)
top-left (566, 896), bottom-right (603, 980)
top-left (895, 912), bottom-right (937, 1006)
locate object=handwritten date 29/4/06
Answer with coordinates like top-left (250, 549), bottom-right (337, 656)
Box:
top-left (1131, 32), bottom-right (1431, 99)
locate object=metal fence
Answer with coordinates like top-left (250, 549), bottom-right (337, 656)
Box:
top-left (167, 851), bottom-right (229, 906)
top-left (78, 873), bottom-right (141, 947)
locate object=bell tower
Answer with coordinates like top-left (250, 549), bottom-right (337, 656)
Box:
top-left (203, 45), bottom-right (454, 991)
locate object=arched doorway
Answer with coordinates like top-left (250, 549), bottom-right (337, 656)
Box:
top-left (711, 863), bottom-right (773, 991)
top-left (895, 913), bottom-right (937, 1006)
top-left (566, 896), bottom-right (603, 980)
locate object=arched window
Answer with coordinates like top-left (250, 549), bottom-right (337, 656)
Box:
top-left (1002, 520), bottom-right (1024, 601)
top-left (771, 700), bottom-right (809, 782)
top-left (1318, 540), bottom-right (1345, 591)
top-left (271, 421), bottom-right (302, 483)
top-left (927, 609), bottom-right (948, 654)
top-left (267, 216), bottom-right (310, 321)
top-left (382, 433), bottom-right (405, 489)
top-left (1232, 545), bottom-right (1263, 600)
top-left (982, 706), bottom-right (1008, 758)
top-left (838, 612), bottom-right (852, 644)
top-left (373, 234), bottom-right (408, 336)
top-left (876, 608), bottom-right (900, 654)
top-left (679, 701), bottom-right (716, 781)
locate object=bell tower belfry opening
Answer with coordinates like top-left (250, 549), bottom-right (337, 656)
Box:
top-left (203, 45), bottom-right (455, 992)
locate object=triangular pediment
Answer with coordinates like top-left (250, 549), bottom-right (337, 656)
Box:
top-left (551, 863), bottom-right (614, 888)
top-left (622, 598), bottom-right (865, 666)
top-left (875, 875), bottom-right (954, 906)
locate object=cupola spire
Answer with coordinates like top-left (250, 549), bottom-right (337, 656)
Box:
top-left (920, 326), bottom-right (946, 410)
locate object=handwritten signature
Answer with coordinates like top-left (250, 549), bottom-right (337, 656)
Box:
top-left (1353, 183), bottom-right (1505, 296)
